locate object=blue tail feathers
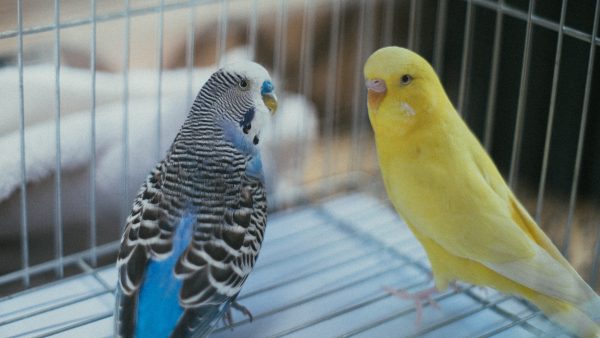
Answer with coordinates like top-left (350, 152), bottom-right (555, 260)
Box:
top-left (135, 215), bottom-right (194, 337)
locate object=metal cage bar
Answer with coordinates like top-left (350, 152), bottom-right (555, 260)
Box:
top-left (457, 0), bottom-right (474, 115)
top-left (507, 0), bottom-right (535, 190)
top-left (217, 0), bottom-right (229, 66)
top-left (433, 0), bottom-right (448, 75)
top-left (156, 0), bottom-right (165, 159)
top-left (323, 0), bottom-right (341, 182)
top-left (482, 0), bottom-right (504, 152)
top-left (562, 0), bottom-right (600, 258)
top-left (53, 0), bottom-right (65, 278)
top-left (407, 0), bottom-right (418, 50)
top-left (17, 0), bottom-right (30, 288)
top-left (89, 0), bottom-right (98, 267)
top-left (352, 0), bottom-right (376, 176)
top-left (273, 0), bottom-right (287, 80)
top-left (349, 0), bottom-right (368, 173)
top-left (299, 0), bottom-right (314, 102)
top-left (382, 0), bottom-right (394, 46)
top-left (534, 0), bottom-right (568, 224)
top-left (121, 0), bottom-right (132, 231)
top-left (247, 0), bottom-right (259, 61)
top-left (186, 0), bottom-right (196, 105)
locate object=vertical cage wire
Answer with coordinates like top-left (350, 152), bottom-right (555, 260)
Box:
top-left (247, 0), bottom-right (259, 61)
top-left (433, 0), bottom-right (448, 75)
top-left (275, 1), bottom-right (290, 196)
top-left (413, 0), bottom-right (422, 52)
top-left (333, 0), bottom-right (347, 181)
top-left (217, 0), bottom-right (229, 66)
top-left (17, 0), bottom-right (30, 288)
top-left (350, 1), bottom-right (376, 178)
top-left (507, 0), bottom-right (536, 190)
top-left (382, 0), bottom-right (394, 46)
top-left (482, 0), bottom-right (504, 152)
top-left (186, 1), bottom-right (196, 106)
top-left (299, 0), bottom-right (315, 102)
top-left (54, 0), bottom-right (65, 278)
top-left (280, 0), bottom-right (288, 86)
top-left (353, 0), bottom-right (376, 176)
top-left (297, 0), bottom-right (316, 194)
top-left (323, 0), bottom-right (341, 183)
top-left (535, 0), bottom-right (568, 224)
top-left (121, 0), bottom-right (132, 231)
top-left (407, 0), bottom-right (417, 50)
top-left (457, 0), bottom-right (474, 116)
top-left (156, 0), bottom-right (165, 160)
top-left (362, 1), bottom-right (376, 88)
top-left (561, 0), bottom-right (600, 258)
top-left (273, 0), bottom-right (287, 80)
top-left (89, 0), bottom-right (98, 267)
top-left (273, 0), bottom-right (284, 147)
top-left (350, 0), bottom-right (368, 173)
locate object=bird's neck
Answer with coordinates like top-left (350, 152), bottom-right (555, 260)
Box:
top-left (166, 115), bottom-right (240, 167)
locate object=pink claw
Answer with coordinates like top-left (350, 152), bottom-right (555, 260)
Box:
top-left (384, 286), bottom-right (441, 327)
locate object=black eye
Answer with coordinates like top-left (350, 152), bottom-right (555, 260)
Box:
top-left (400, 74), bottom-right (413, 85)
top-left (239, 79), bottom-right (249, 90)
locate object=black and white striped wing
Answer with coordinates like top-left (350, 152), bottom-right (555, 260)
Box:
top-left (171, 178), bottom-right (268, 337)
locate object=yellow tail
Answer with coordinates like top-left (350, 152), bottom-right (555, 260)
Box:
top-left (530, 294), bottom-right (600, 338)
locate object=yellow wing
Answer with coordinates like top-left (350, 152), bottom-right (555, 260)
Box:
top-left (408, 128), bottom-right (599, 315)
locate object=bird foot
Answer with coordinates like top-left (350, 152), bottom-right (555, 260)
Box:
top-left (223, 301), bottom-right (254, 329)
top-left (384, 285), bottom-right (440, 327)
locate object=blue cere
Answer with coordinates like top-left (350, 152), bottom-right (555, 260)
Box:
top-left (261, 80), bottom-right (274, 95)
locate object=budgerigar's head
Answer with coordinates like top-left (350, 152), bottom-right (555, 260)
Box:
top-left (364, 46), bottom-right (449, 136)
top-left (200, 61), bottom-right (277, 146)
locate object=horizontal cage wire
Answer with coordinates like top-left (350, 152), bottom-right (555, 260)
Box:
top-left (0, 0), bottom-right (599, 337)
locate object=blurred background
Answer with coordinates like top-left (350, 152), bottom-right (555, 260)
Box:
top-left (0, 0), bottom-right (599, 318)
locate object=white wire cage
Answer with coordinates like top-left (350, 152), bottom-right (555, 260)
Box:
top-left (0, 0), bottom-right (599, 337)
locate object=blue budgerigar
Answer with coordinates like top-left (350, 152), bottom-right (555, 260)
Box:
top-left (114, 62), bottom-right (278, 338)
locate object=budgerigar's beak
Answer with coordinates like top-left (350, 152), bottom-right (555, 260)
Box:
top-left (262, 92), bottom-right (278, 115)
top-left (261, 80), bottom-right (278, 115)
top-left (365, 78), bottom-right (387, 111)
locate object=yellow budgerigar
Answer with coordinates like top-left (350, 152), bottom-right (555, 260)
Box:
top-left (364, 46), bottom-right (600, 337)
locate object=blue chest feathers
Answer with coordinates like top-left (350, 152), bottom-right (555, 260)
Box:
top-left (221, 118), bottom-right (264, 182)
